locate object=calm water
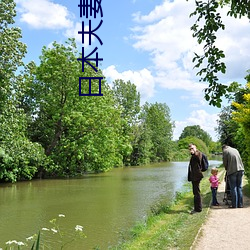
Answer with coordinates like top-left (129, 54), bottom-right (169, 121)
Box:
top-left (0, 160), bottom-right (221, 249)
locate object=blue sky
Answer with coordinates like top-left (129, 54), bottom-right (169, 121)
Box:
top-left (14, 0), bottom-right (250, 141)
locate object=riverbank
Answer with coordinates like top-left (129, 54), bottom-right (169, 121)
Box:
top-left (111, 170), bottom-right (220, 249)
top-left (112, 169), bottom-right (250, 250)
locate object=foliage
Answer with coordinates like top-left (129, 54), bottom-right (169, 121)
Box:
top-left (140, 102), bottom-right (174, 162)
top-left (0, 0), bottom-right (49, 182)
top-left (209, 141), bottom-right (222, 154)
top-left (112, 79), bottom-right (140, 123)
top-left (215, 72), bottom-right (250, 176)
top-left (189, 0), bottom-right (250, 107)
top-left (0, 0), bottom-right (177, 180)
top-left (112, 79), bottom-right (140, 165)
top-left (0, 0), bottom-right (27, 108)
top-left (178, 136), bottom-right (209, 156)
top-left (231, 82), bottom-right (250, 176)
top-left (23, 39), bottom-right (126, 175)
top-left (179, 125), bottom-right (212, 146)
top-left (129, 122), bottom-right (153, 166)
top-left (216, 106), bottom-right (240, 147)
top-left (0, 137), bottom-right (48, 183)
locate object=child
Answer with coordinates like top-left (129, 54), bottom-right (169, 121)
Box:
top-left (209, 168), bottom-right (220, 206)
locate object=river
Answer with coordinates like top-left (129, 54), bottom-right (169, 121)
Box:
top-left (0, 160), bottom-right (221, 249)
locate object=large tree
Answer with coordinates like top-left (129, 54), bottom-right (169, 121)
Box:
top-left (178, 136), bottom-right (209, 156)
top-left (216, 106), bottom-right (240, 147)
top-left (112, 79), bottom-right (140, 165)
top-left (0, 0), bottom-right (47, 182)
top-left (140, 102), bottom-right (174, 162)
top-left (112, 79), bottom-right (140, 123)
top-left (179, 125), bottom-right (212, 146)
top-left (190, 0), bottom-right (250, 107)
top-left (0, 0), bottom-right (26, 108)
top-left (24, 39), bottom-right (126, 175)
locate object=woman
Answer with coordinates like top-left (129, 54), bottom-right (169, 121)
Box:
top-left (188, 143), bottom-right (204, 214)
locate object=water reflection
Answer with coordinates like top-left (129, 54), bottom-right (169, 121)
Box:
top-left (0, 160), bottom-right (221, 249)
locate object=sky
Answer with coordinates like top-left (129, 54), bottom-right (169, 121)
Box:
top-left (13, 0), bottom-right (250, 141)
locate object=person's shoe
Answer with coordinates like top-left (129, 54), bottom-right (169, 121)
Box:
top-left (228, 205), bottom-right (236, 208)
top-left (212, 203), bottom-right (220, 206)
top-left (238, 205), bottom-right (243, 208)
top-left (190, 209), bottom-right (201, 214)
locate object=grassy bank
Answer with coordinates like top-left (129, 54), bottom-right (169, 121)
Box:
top-left (111, 169), bottom-right (225, 250)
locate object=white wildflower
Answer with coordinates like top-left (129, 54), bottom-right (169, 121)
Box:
top-left (42, 227), bottom-right (50, 231)
top-left (51, 228), bottom-right (58, 233)
top-left (58, 214), bottom-right (65, 217)
top-left (75, 225), bottom-right (83, 231)
top-left (17, 242), bottom-right (25, 246)
top-left (6, 240), bottom-right (17, 245)
top-left (26, 236), bottom-right (34, 241)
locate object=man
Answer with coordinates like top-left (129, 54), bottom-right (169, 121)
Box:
top-left (188, 143), bottom-right (204, 214)
top-left (222, 144), bottom-right (244, 208)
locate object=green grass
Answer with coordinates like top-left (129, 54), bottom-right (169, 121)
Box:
top-left (243, 178), bottom-right (250, 197)
top-left (111, 170), bottom-right (225, 250)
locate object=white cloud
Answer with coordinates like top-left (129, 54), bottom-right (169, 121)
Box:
top-left (16, 0), bottom-right (73, 29)
top-left (132, 1), bottom-right (175, 23)
top-left (131, 1), bottom-right (196, 65)
top-left (16, 0), bottom-right (96, 46)
top-left (130, 0), bottom-right (250, 96)
top-left (128, 0), bottom-right (209, 101)
top-left (173, 110), bottom-right (219, 141)
top-left (214, 8), bottom-right (250, 81)
top-left (103, 65), bottom-right (155, 102)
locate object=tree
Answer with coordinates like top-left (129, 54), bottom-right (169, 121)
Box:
top-left (140, 102), bottom-right (174, 162)
top-left (0, 0), bottom-right (27, 109)
top-left (216, 72), bottom-right (250, 149)
top-left (209, 141), bottom-right (222, 155)
top-left (214, 72), bottom-right (250, 176)
top-left (0, 0), bottom-right (47, 182)
top-left (129, 121), bottom-right (153, 166)
top-left (230, 77), bottom-right (250, 176)
top-left (216, 106), bottom-right (240, 147)
top-left (190, 0), bottom-right (250, 107)
top-left (112, 79), bottom-right (140, 123)
top-left (179, 125), bottom-right (212, 146)
top-left (178, 136), bottom-right (209, 156)
top-left (112, 79), bottom-right (140, 165)
top-left (24, 39), bottom-right (126, 175)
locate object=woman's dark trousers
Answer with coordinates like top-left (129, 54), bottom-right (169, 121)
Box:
top-left (192, 180), bottom-right (202, 212)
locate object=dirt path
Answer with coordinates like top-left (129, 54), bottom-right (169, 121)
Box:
top-left (192, 174), bottom-right (250, 250)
